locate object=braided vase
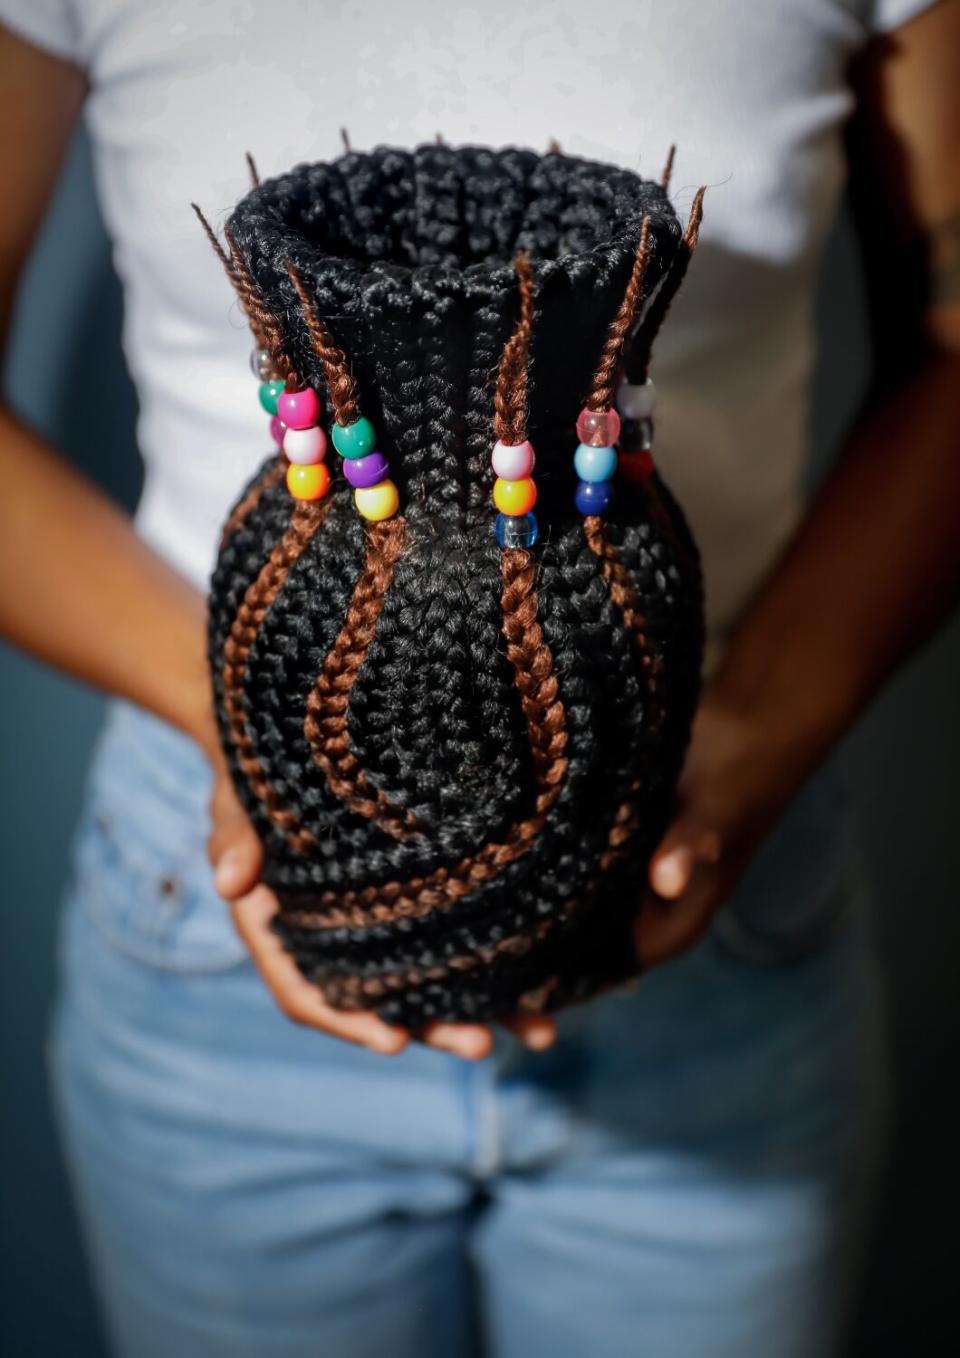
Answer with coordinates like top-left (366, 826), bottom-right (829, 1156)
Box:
top-left (209, 144), bottom-right (704, 1026)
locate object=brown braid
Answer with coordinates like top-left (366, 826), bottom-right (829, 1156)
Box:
top-left (304, 518), bottom-right (423, 838)
top-left (584, 215), bottom-right (652, 411)
top-left (222, 502), bottom-right (328, 852)
top-left (286, 263), bottom-right (361, 424)
top-left (624, 188), bottom-right (705, 383)
top-left (219, 461), bottom-right (286, 552)
top-left (660, 144), bottom-right (676, 191)
top-left (282, 548), bottom-right (568, 927)
top-left (245, 150), bottom-right (260, 188)
top-left (492, 252), bottom-right (535, 446)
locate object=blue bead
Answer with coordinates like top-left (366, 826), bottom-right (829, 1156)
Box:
top-left (575, 479), bottom-right (614, 515)
top-left (573, 442), bottom-right (618, 482)
top-left (495, 511), bottom-right (539, 548)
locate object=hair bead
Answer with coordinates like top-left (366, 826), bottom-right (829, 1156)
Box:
top-left (354, 478), bottom-right (400, 522)
top-left (491, 439), bottom-right (535, 480)
top-left (250, 346), bottom-right (278, 381)
top-left (573, 443), bottom-right (617, 483)
top-left (616, 377), bottom-right (656, 421)
top-left (269, 416), bottom-right (287, 447)
top-left (258, 379), bottom-right (285, 416)
top-left (332, 417), bottom-right (377, 460)
top-left (494, 511), bottom-right (539, 548)
top-left (574, 479), bottom-right (614, 515)
top-left (493, 476), bottom-right (537, 516)
top-left (278, 387), bottom-right (322, 430)
top-left (575, 406), bottom-right (620, 448)
top-left (283, 424), bottom-right (327, 465)
top-left (286, 461), bottom-right (331, 501)
top-left (342, 450), bottom-right (390, 488)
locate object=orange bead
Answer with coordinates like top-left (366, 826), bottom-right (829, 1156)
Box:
top-left (493, 476), bottom-right (537, 515)
top-left (286, 460), bottom-right (331, 501)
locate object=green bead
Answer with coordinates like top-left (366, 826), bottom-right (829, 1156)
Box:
top-left (332, 416), bottom-right (376, 460)
top-left (258, 380), bottom-right (285, 415)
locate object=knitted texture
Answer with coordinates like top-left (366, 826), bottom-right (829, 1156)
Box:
top-left (208, 143), bottom-right (704, 1026)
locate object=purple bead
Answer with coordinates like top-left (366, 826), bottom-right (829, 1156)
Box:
top-left (342, 450), bottom-right (389, 488)
top-left (269, 416), bottom-right (286, 448)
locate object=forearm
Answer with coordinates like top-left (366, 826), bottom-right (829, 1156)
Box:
top-left (0, 405), bottom-right (216, 755)
top-left (710, 349), bottom-right (960, 789)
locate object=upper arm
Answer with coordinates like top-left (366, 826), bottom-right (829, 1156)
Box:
top-left (0, 23), bottom-right (86, 348)
top-left (846, 0), bottom-right (960, 364)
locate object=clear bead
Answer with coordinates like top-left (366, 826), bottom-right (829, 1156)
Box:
top-left (250, 347), bottom-right (278, 381)
top-left (495, 511), bottom-right (539, 548)
top-left (619, 416), bottom-right (654, 453)
top-left (576, 406), bottom-right (621, 448)
top-left (616, 377), bottom-right (656, 420)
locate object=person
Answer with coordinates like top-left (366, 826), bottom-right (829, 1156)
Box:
top-left (0, 1), bottom-right (957, 1354)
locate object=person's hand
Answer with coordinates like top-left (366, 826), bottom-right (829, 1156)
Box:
top-left (635, 687), bottom-right (802, 967)
top-left (205, 748), bottom-right (558, 1059)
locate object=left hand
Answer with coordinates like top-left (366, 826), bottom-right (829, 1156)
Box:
top-left (635, 688), bottom-right (802, 967)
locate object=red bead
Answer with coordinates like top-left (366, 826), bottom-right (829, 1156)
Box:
top-left (619, 450), bottom-right (654, 482)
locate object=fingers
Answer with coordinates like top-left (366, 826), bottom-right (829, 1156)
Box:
top-left (648, 814), bottom-right (724, 899)
top-left (634, 874), bottom-right (717, 967)
top-left (502, 1014), bottom-right (558, 1050)
top-left (231, 886), bottom-right (410, 1055)
top-left (420, 1022), bottom-right (494, 1060)
top-left (207, 774), bottom-right (263, 900)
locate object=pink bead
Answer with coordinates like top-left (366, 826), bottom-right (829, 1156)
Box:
top-left (269, 416), bottom-right (286, 447)
top-left (491, 439), bottom-right (535, 480)
top-left (277, 388), bottom-right (321, 430)
top-left (576, 406), bottom-right (620, 448)
top-left (283, 424), bottom-right (327, 465)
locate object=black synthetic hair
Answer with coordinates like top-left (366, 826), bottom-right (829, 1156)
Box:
top-left (203, 142), bottom-right (704, 1027)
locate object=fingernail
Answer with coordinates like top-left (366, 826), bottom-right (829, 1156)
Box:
top-left (652, 847), bottom-right (692, 898)
top-left (214, 847), bottom-right (242, 891)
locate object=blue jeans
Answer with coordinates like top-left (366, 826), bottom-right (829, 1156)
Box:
top-left (46, 700), bottom-right (888, 1357)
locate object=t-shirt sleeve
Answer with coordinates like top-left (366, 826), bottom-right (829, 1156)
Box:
top-left (0, 0), bottom-right (85, 64)
top-left (860, 0), bottom-right (944, 33)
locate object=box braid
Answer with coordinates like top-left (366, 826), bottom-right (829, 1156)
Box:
top-left (202, 144), bottom-right (704, 1026)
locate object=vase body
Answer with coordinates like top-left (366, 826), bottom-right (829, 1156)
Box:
top-left (209, 145), bottom-right (703, 1025)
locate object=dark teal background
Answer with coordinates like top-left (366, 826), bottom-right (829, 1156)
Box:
top-left (1, 129), bottom-right (957, 1355)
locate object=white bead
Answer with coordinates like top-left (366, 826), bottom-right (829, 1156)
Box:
top-left (283, 424), bottom-right (327, 465)
top-left (616, 377), bottom-right (656, 420)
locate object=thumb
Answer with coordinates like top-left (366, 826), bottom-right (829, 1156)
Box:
top-left (648, 813), bottom-right (723, 899)
top-left (207, 775), bottom-right (264, 901)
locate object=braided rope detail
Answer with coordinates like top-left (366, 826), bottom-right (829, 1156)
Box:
top-left (286, 264), bottom-right (360, 425)
top-left (222, 502), bottom-right (327, 851)
top-left (304, 518), bottom-right (423, 838)
top-left (492, 252), bottom-right (534, 445)
top-left (586, 216), bottom-right (651, 411)
top-left (282, 546), bottom-right (568, 926)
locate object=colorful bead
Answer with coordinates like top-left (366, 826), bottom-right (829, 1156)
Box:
top-left (332, 416), bottom-right (377, 460)
top-left (576, 406), bottom-right (620, 448)
top-left (277, 388), bottom-right (321, 431)
top-left (575, 479), bottom-right (615, 515)
top-left (269, 416), bottom-right (287, 447)
top-left (619, 415), bottom-right (654, 453)
top-left (495, 511), bottom-right (539, 549)
top-left (573, 443), bottom-right (617, 483)
top-left (354, 478), bottom-right (399, 522)
top-left (493, 476), bottom-right (537, 515)
top-left (619, 450), bottom-right (655, 482)
top-left (283, 425), bottom-right (327, 465)
top-left (250, 347), bottom-right (278, 381)
top-left (342, 450), bottom-right (390, 489)
top-left (258, 379), bottom-right (285, 416)
top-left (286, 461), bottom-right (331, 501)
top-left (491, 439), bottom-right (535, 480)
top-left (616, 377), bottom-right (656, 421)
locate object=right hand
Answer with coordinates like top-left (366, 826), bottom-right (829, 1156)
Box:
top-left (205, 750), bottom-right (558, 1060)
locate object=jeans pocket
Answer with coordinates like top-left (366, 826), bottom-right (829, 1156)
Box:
top-left (68, 702), bottom-right (249, 973)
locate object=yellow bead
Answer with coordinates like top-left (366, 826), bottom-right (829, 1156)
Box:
top-left (354, 478), bottom-right (399, 522)
top-left (286, 461), bottom-right (331, 501)
top-left (493, 476), bottom-right (537, 515)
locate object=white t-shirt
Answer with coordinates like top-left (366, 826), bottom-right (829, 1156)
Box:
top-left (2, 0), bottom-right (935, 666)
